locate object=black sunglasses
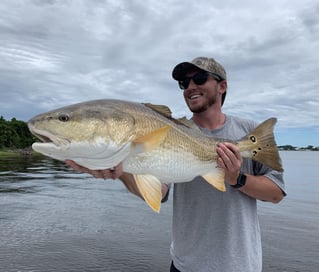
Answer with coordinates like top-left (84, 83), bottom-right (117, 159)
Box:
top-left (178, 72), bottom-right (222, 90)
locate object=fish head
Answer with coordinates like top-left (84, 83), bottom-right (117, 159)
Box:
top-left (27, 100), bottom-right (136, 167)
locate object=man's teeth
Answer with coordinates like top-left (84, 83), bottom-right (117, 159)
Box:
top-left (190, 95), bottom-right (200, 99)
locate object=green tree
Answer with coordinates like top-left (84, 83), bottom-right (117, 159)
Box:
top-left (0, 117), bottom-right (35, 148)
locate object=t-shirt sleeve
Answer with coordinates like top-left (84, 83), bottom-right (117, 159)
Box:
top-left (253, 160), bottom-right (286, 196)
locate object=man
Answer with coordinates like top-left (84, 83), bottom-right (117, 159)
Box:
top-left (66, 57), bottom-right (286, 272)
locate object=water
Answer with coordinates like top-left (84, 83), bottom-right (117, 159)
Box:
top-left (0, 152), bottom-right (318, 272)
top-left (258, 151), bottom-right (319, 272)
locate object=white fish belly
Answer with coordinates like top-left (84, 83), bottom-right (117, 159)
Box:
top-left (32, 140), bottom-right (131, 170)
top-left (122, 148), bottom-right (216, 184)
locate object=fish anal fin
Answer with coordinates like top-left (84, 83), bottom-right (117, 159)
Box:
top-left (202, 168), bottom-right (226, 192)
top-left (134, 174), bottom-right (162, 213)
top-left (133, 125), bottom-right (171, 152)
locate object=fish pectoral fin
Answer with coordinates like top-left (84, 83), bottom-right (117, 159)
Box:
top-left (202, 168), bottom-right (226, 192)
top-left (134, 174), bottom-right (162, 213)
top-left (133, 125), bottom-right (171, 152)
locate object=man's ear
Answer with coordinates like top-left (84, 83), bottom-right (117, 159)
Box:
top-left (218, 80), bottom-right (227, 94)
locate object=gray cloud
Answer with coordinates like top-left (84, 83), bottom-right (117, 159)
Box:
top-left (0, 0), bottom-right (318, 142)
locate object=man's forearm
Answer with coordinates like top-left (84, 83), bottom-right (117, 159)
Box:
top-left (119, 173), bottom-right (144, 199)
top-left (239, 175), bottom-right (284, 203)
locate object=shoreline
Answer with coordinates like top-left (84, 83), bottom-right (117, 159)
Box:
top-left (0, 148), bottom-right (39, 158)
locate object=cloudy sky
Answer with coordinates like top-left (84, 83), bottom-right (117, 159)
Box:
top-left (1, 0), bottom-right (318, 147)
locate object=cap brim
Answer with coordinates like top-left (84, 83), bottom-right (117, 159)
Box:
top-left (172, 62), bottom-right (202, 80)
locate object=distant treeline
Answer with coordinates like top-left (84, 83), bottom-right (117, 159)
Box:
top-left (0, 116), bottom-right (35, 149)
top-left (278, 145), bottom-right (319, 151)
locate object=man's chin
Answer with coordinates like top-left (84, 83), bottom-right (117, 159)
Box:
top-left (186, 97), bottom-right (208, 113)
top-left (189, 105), bottom-right (207, 113)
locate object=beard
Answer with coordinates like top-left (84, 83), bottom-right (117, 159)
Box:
top-left (187, 93), bottom-right (218, 113)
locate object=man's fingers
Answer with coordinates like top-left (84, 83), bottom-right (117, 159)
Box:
top-left (112, 164), bottom-right (123, 179)
top-left (217, 143), bottom-right (242, 170)
top-left (65, 160), bottom-right (123, 180)
top-left (65, 160), bottom-right (88, 172)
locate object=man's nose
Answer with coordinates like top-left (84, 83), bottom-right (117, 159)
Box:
top-left (186, 79), bottom-right (197, 90)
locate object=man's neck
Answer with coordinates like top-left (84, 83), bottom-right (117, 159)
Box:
top-left (192, 109), bottom-right (226, 131)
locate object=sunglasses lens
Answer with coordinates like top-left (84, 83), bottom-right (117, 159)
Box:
top-left (193, 73), bottom-right (208, 85)
top-left (178, 78), bottom-right (190, 89)
top-left (178, 73), bottom-right (209, 90)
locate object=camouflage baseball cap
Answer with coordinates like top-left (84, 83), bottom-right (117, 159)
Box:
top-left (172, 57), bottom-right (227, 81)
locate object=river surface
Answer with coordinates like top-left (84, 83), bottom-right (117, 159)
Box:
top-left (0, 151), bottom-right (318, 272)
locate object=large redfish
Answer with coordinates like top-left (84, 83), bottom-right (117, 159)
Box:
top-left (28, 99), bottom-right (283, 212)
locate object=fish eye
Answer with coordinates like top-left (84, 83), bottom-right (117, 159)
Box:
top-left (58, 114), bottom-right (70, 122)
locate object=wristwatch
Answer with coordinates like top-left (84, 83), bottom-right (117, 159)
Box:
top-left (231, 173), bottom-right (247, 188)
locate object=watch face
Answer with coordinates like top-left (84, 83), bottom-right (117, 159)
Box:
top-left (232, 173), bottom-right (247, 188)
top-left (238, 174), bottom-right (247, 186)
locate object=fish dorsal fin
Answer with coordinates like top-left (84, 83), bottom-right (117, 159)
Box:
top-left (133, 125), bottom-right (171, 152)
top-left (143, 103), bottom-right (192, 128)
top-left (143, 103), bottom-right (172, 118)
top-left (177, 116), bottom-right (194, 128)
top-left (202, 168), bottom-right (226, 192)
top-left (134, 174), bottom-right (162, 213)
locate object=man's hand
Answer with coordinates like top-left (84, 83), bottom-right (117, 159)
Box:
top-left (216, 142), bottom-right (243, 185)
top-left (65, 160), bottom-right (123, 180)
top-left (65, 160), bottom-right (169, 203)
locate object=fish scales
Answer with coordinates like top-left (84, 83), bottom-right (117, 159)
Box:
top-left (28, 99), bottom-right (283, 212)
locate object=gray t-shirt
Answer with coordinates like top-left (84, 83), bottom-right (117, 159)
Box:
top-left (170, 115), bottom-right (285, 272)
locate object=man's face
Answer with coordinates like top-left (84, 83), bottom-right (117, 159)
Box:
top-left (182, 71), bottom-right (221, 113)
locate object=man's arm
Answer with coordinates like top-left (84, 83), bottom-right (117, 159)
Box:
top-left (216, 143), bottom-right (285, 203)
top-left (237, 174), bottom-right (284, 203)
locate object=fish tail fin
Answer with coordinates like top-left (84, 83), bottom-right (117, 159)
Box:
top-left (237, 118), bottom-right (283, 172)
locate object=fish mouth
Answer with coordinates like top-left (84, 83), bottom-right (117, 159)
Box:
top-left (28, 125), bottom-right (70, 147)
